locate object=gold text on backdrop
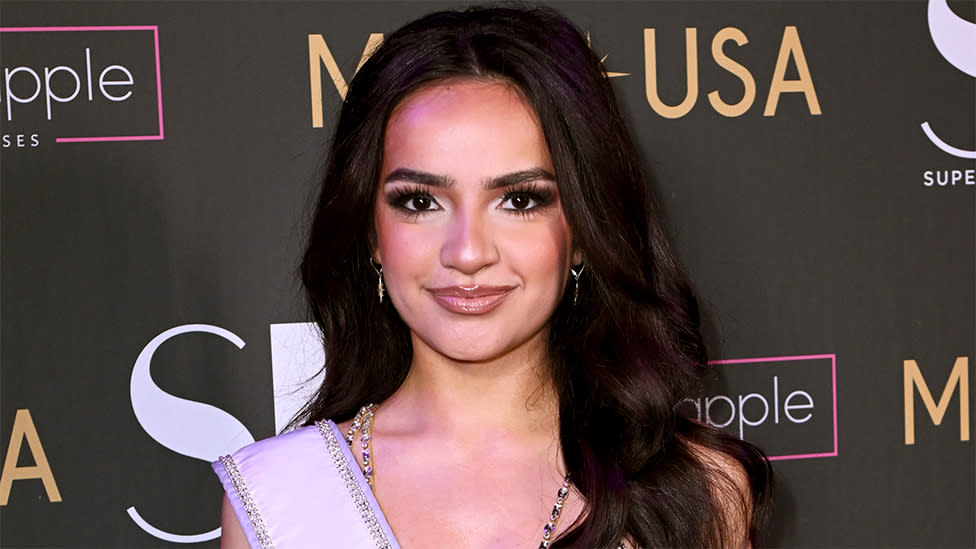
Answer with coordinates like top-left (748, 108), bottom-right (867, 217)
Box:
top-left (0, 409), bottom-right (62, 505)
top-left (308, 33), bottom-right (383, 128)
top-left (309, 25), bottom-right (821, 127)
top-left (904, 356), bottom-right (971, 445)
top-left (644, 26), bottom-right (821, 119)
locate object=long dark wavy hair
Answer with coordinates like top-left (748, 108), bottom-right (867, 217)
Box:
top-left (298, 4), bottom-right (773, 547)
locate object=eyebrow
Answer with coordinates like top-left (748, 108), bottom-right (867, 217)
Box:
top-left (383, 168), bottom-right (453, 188)
top-left (383, 167), bottom-right (556, 190)
top-left (485, 168), bottom-right (557, 190)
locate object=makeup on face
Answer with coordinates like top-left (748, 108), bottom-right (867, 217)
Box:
top-left (373, 79), bottom-right (576, 363)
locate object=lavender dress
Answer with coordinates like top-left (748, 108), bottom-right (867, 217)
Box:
top-left (213, 421), bottom-right (401, 549)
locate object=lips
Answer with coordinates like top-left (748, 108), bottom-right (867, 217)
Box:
top-left (427, 285), bottom-right (515, 315)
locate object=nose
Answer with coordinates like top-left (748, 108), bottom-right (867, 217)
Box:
top-left (439, 208), bottom-right (499, 275)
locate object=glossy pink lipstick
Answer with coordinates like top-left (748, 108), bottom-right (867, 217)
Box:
top-left (428, 285), bottom-right (515, 315)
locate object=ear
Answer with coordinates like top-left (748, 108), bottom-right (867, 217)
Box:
top-left (571, 247), bottom-right (583, 267)
top-left (369, 227), bottom-right (382, 265)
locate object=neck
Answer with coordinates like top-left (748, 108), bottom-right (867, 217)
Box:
top-left (378, 332), bottom-right (560, 442)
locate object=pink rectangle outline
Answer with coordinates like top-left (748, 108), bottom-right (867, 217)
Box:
top-left (0, 25), bottom-right (164, 143)
top-left (708, 353), bottom-right (838, 461)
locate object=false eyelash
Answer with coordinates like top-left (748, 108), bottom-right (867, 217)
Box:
top-left (500, 183), bottom-right (557, 211)
top-left (384, 184), bottom-right (436, 212)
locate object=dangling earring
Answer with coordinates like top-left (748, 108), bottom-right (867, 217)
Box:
top-left (569, 264), bottom-right (584, 306)
top-left (370, 258), bottom-right (385, 303)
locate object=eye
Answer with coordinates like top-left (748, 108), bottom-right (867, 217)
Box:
top-left (404, 193), bottom-right (437, 211)
top-left (499, 184), bottom-right (556, 213)
top-left (385, 186), bottom-right (441, 215)
top-left (500, 192), bottom-right (538, 210)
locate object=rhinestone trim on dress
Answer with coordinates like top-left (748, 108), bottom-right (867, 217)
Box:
top-left (318, 420), bottom-right (393, 549)
top-left (217, 455), bottom-right (276, 549)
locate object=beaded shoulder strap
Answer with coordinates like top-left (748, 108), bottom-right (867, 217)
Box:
top-left (317, 419), bottom-right (395, 549)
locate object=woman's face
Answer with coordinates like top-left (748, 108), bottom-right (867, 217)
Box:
top-left (374, 79), bottom-right (579, 364)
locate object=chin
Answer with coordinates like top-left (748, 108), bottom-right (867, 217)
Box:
top-left (400, 301), bottom-right (555, 365)
top-left (434, 341), bottom-right (513, 364)
top-left (419, 327), bottom-right (548, 365)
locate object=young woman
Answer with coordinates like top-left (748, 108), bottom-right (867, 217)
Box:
top-left (214, 5), bottom-right (773, 548)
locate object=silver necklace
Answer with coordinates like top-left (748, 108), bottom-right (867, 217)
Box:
top-left (345, 404), bottom-right (576, 548)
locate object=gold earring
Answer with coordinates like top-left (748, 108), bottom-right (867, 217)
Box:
top-left (370, 258), bottom-right (384, 303)
top-left (569, 264), bottom-right (584, 306)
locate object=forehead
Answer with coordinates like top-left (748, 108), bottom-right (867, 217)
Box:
top-left (390, 78), bottom-right (528, 120)
top-left (382, 79), bottom-right (553, 177)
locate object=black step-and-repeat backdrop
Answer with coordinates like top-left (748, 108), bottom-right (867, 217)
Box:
top-left (2, 1), bottom-right (973, 547)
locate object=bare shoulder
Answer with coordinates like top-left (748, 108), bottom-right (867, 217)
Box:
top-left (687, 440), bottom-right (754, 548)
top-left (220, 495), bottom-right (251, 549)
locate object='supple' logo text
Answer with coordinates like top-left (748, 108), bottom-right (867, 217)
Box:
top-left (0, 26), bottom-right (164, 147)
top-left (680, 354), bottom-right (838, 461)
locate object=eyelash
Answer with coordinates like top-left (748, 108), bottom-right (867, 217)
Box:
top-left (385, 185), bottom-right (438, 218)
top-left (499, 184), bottom-right (556, 216)
top-left (384, 183), bottom-right (557, 218)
